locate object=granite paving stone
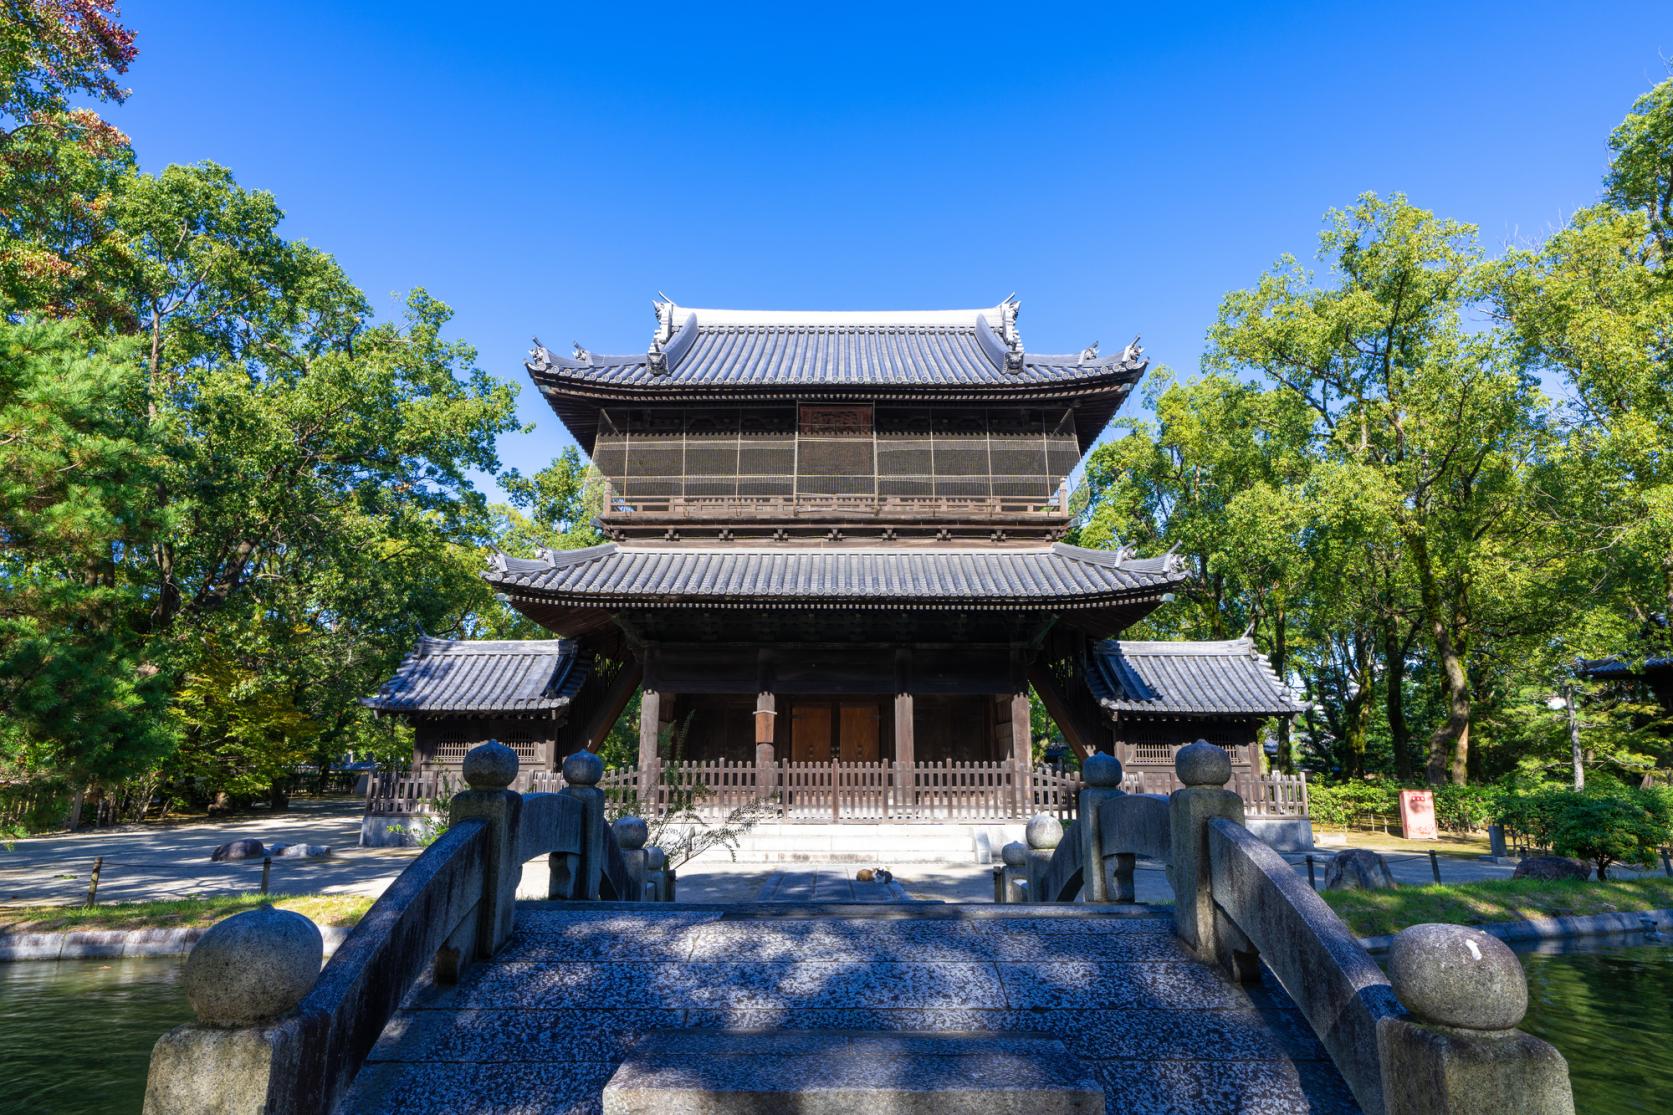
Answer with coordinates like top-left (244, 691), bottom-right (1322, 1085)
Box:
top-left (997, 960), bottom-right (1249, 1010)
top-left (367, 1008), bottom-right (689, 1064)
top-left (338, 905), bottom-right (1359, 1114)
top-left (1094, 1058), bottom-right (1360, 1115)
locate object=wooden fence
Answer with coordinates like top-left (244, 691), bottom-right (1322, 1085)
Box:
top-left (373, 761), bottom-right (1306, 822)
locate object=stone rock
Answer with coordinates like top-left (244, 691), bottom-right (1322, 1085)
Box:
top-left (462, 739), bottom-right (518, 790)
top-left (1512, 855), bottom-right (1590, 882)
top-left (183, 904), bottom-right (322, 1026)
top-left (1387, 923), bottom-right (1529, 1030)
top-left (644, 846), bottom-right (667, 872)
top-left (1081, 752), bottom-right (1123, 788)
top-left (563, 748), bottom-right (605, 786)
top-left (1025, 813), bottom-right (1063, 850)
top-left (269, 843), bottom-right (331, 859)
top-left (1001, 841), bottom-right (1028, 868)
top-left (1324, 848), bottom-right (1397, 891)
top-left (209, 838), bottom-right (265, 862)
top-left (856, 868), bottom-right (875, 882)
top-left (614, 815), bottom-right (649, 850)
top-left (1175, 740), bottom-right (1231, 787)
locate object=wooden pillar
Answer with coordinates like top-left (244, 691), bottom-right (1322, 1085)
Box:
top-left (1011, 691), bottom-right (1033, 813)
top-left (893, 692), bottom-right (915, 767)
top-left (754, 691), bottom-right (777, 746)
top-left (638, 689), bottom-right (661, 769)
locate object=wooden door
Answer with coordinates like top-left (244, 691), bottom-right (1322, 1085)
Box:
top-left (839, 702), bottom-right (881, 763)
top-left (791, 702), bottom-right (832, 763)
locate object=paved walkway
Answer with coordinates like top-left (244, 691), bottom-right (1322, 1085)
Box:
top-left (343, 903), bottom-right (1359, 1114)
top-left (0, 800), bottom-right (418, 905)
top-left (752, 868), bottom-right (910, 902)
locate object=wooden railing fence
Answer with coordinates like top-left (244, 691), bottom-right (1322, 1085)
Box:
top-left (372, 761), bottom-right (1307, 821)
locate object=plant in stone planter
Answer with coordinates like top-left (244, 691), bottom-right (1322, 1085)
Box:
top-left (604, 712), bottom-right (772, 869)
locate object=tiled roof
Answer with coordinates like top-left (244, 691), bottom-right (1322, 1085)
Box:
top-left (1577, 656), bottom-right (1672, 679)
top-left (527, 302), bottom-right (1144, 392)
top-left (363, 637), bottom-right (586, 715)
top-left (1089, 638), bottom-right (1305, 717)
top-left (485, 543), bottom-right (1188, 609)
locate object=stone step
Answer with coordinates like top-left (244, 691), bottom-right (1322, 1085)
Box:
top-left (600, 1030), bottom-right (1104, 1115)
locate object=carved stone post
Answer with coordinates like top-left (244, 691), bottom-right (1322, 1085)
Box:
top-left (1024, 813), bottom-right (1062, 902)
top-left (1378, 924), bottom-right (1574, 1114)
top-left (1167, 740), bottom-right (1243, 960)
top-left (999, 841), bottom-right (1029, 903)
top-left (1076, 753), bottom-right (1124, 903)
top-left (448, 741), bottom-right (523, 957)
top-left (643, 846), bottom-right (669, 901)
top-left (556, 749), bottom-right (605, 901)
top-left (614, 815), bottom-right (649, 902)
top-left (143, 905), bottom-right (323, 1115)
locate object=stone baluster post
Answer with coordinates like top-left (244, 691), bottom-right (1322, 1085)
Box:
top-left (998, 841), bottom-right (1029, 903)
top-left (554, 749), bottom-right (605, 901)
top-left (1024, 813), bottom-right (1062, 902)
top-left (1167, 740), bottom-right (1244, 961)
top-left (1076, 753), bottom-right (1124, 903)
top-left (643, 845), bottom-right (669, 901)
top-left (1378, 924), bottom-right (1574, 1114)
top-left (449, 741), bottom-right (523, 957)
top-left (143, 905), bottom-right (323, 1114)
top-left (614, 815), bottom-right (649, 901)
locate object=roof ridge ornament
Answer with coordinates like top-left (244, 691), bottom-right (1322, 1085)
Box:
top-left (999, 295), bottom-right (1024, 374)
top-left (1119, 335), bottom-right (1144, 368)
top-left (1078, 341), bottom-right (1100, 365)
top-left (528, 337), bottom-right (553, 371)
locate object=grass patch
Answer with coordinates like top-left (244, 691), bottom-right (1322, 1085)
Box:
top-left (0, 893), bottom-right (373, 933)
top-left (1321, 876), bottom-right (1673, 938)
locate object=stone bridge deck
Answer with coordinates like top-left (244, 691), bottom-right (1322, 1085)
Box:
top-left (342, 902), bottom-right (1358, 1114)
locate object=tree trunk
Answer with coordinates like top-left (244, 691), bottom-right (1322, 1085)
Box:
top-left (1384, 620), bottom-right (1413, 780)
top-left (1409, 532), bottom-right (1470, 785)
top-left (1564, 683), bottom-right (1584, 792)
top-left (1273, 605), bottom-right (1294, 773)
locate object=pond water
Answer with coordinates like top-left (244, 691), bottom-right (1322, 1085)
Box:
top-left (1516, 936), bottom-right (1673, 1115)
top-left (0, 957), bottom-right (191, 1115)
top-left (0, 935), bottom-right (1669, 1113)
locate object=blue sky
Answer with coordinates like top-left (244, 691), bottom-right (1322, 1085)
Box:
top-left (112, 2), bottom-right (1668, 497)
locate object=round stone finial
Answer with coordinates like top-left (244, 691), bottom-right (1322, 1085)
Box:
top-left (1176, 741), bottom-right (1232, 787)
top-left (1025, 813), bottom-right (1063, 851)
top-left (562, 749), bottom-right (604, 787)
top-left (462, 740), bottom-right (518, 790)
top-left (613, 815), bottom-right (649, 851)
top-left (1082, 752), bottom-right (1123, 788)
top-left (644, 846), bottom-right (667, 871)
top-left (1001, 841), bottom-right (1028, 868)
top-left (184, 904), bottom-right (323, 1026)
top-left (1388, 923), bottom-right (1528, 1031)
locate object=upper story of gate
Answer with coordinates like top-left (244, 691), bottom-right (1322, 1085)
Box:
top-left (527, 299), bottom-right (1146, 544)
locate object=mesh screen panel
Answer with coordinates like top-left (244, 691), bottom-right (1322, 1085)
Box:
top-left (594, 405), bottom-right (1076, 509)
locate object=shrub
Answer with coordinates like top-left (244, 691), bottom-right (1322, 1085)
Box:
top-left (1495, 785), bottom-right (1673, 880)
top-left (1430, 783), bottom-right (1497, 833)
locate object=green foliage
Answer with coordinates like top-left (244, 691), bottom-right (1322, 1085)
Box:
top-left (1500, 785), bottom-right (1673, 880)
top-left (0, 12), bottom-right (520, 826)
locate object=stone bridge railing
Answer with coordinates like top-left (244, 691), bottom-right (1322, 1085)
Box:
top-left (143, 743), bottom-right (672, 1115)
top-left (998, 743), bottom-right (1575, 1115)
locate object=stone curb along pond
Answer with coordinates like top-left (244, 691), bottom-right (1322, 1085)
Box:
top-left (0, 923), bottom-right (353, 962)
top-left (1357, 907), bottom-right (1673, 953)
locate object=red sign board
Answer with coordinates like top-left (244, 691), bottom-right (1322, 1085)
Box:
top-left (1400, 789), bottom-right (1438, 840)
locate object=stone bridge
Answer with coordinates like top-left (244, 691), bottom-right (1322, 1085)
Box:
top-left (143, 744), bottom-right (1576, 1115)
